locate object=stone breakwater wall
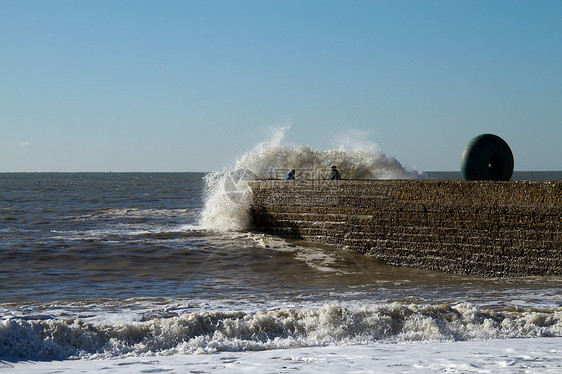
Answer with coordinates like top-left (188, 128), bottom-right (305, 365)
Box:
top-left (249, 180), bottom-right (562, 277)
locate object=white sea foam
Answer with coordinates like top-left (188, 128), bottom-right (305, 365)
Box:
top-left (236, 126), bottom-right (423, 180)
top-left (2, 303), bottom-right (561, 361)
top-left (199, 126), bottom-right (424, 231)
top-left (4, 337), bottom-right (562, 373)
top-left (66, 208), bottom-right (192, 221)
top-left (294, 248), bottom-right (341, 273)
top-left (199, 170), bottom-right (254, 231)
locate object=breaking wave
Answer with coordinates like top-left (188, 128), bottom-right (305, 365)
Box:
top-left (199, 127), bottom-right (424, 230)
top-left (2, 303), bottom-right (561, 360)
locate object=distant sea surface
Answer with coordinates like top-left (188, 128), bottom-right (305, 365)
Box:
top-left (425, 170), bottom-right (562, 180)
top-left (1, 172), bottom-right (561, 372)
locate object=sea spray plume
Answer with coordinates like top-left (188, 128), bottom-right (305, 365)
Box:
top-left (199, 169), bottom-right (253, 231)
top-left (199, 126), bottom-right (424, 231)
top-left (336, 128), bottom-right (424, 179)
top-left (199, 127), bottom-right (293, 231)
top-left (236, 127), bottom-right (424, 180)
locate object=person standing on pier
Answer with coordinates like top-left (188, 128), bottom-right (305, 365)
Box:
top-left (330, 166), bottom-right (341, 180)
top-left (286, 169), bottom-right (296, 180)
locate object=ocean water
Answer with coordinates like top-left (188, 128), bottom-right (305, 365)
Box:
top-left (1, 137), bottom-right (561, 372)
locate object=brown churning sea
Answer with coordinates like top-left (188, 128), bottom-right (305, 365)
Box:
top-left (0, 172), bottom-right (561, 360)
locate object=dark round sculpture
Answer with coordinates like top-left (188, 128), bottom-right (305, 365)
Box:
top-left (461, 134), bottom-right (514, 181)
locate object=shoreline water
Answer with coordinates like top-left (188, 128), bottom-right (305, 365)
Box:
top-left (3, 338), bottom-right (562, 373)
top-left (1, 170), bottom-right (561, 371)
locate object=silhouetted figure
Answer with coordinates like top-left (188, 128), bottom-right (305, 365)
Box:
top-left (330, 166), bottom-right (340, 180)
top-left (286, 169), bottom-right (296, 180)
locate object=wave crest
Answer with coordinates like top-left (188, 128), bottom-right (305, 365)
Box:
top-left (2, 303), bottom-right (561, 360)
top-left (199, 127), bottom-right (424, 230)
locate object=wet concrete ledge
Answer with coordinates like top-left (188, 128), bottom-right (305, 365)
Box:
top-left (249, 180), bottom-right (562, 277)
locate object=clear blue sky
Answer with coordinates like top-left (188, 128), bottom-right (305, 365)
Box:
top-left (1, 0), bottom-right (561, 172)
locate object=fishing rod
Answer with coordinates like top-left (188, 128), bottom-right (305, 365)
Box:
top-left (146, 52), bottom-right (246, 153)
top-left (227, 161), bottom-right (261, 180)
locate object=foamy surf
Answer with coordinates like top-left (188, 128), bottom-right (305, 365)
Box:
top-left (4, 338), bottom-right (562, 373)
top-left (199, 126), bottom-right (424, 231)
top-left (3, 170), bottom-right (561, 373)
top-left (2, 303), bottom-right (561, 360)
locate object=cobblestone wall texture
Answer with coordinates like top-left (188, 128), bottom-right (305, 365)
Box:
top-left (249, 180), bottom-right (561, 276)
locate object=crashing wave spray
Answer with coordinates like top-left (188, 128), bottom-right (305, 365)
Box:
top-left (199, 126), bottom-right (424, 231)
top-left (3, 303), bottom-right (561, 359)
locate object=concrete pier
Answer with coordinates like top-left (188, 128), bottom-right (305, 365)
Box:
top-left (249, 180), bottom-right (561, 277)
